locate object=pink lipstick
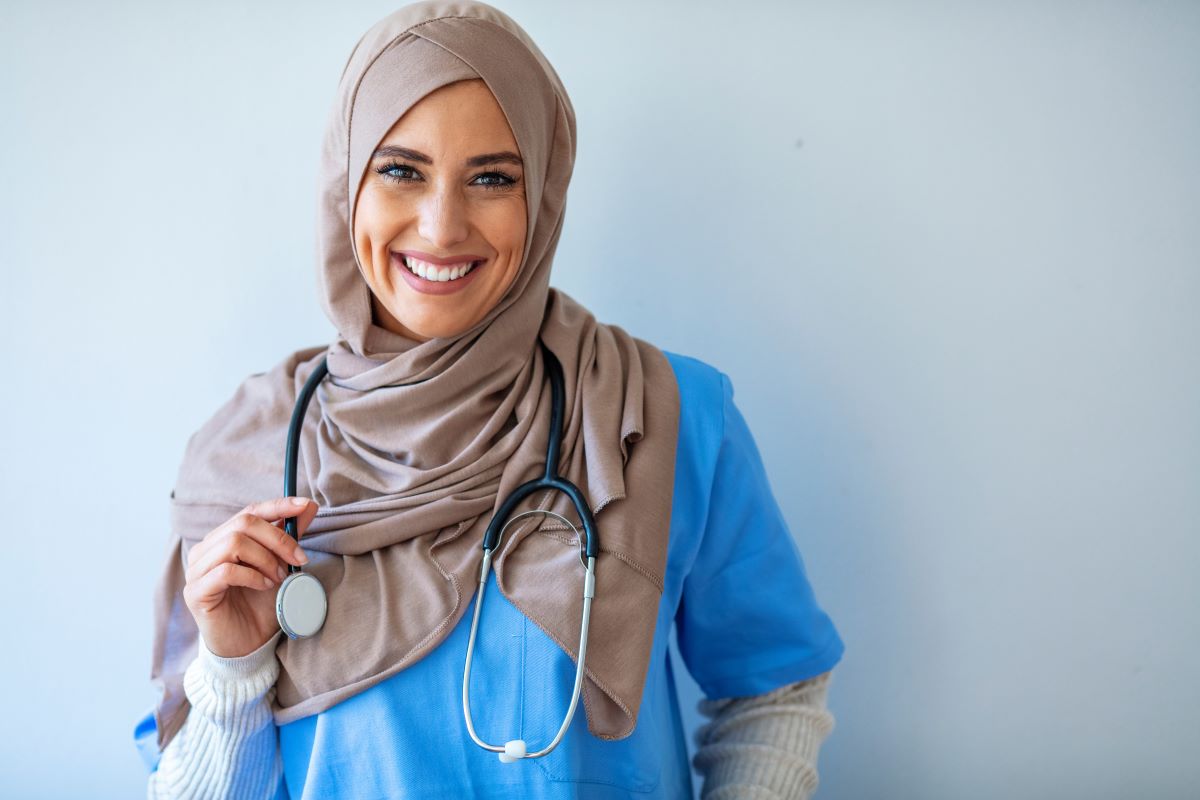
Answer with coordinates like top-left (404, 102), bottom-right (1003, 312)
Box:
top-left (391, 250), bottom-right (487, 296)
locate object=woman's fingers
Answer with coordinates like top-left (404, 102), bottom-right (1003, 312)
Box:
top-left (185, 531), bottom-right (287, 587)
top-left (266, 497), bottom-right (319, 540)
top-left (244, 496), bottom-right (317, 534)
top-left (294, 499), bottom-right (319, 538)
top-left (186, 562), bottom-right (277, 609)
top-left (188, 498), bottom-right (313, 576)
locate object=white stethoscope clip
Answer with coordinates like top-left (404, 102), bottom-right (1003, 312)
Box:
top-left (276, 570), bottom-right (328, 639)
top-left (499, 739), bottom-right (526, 764)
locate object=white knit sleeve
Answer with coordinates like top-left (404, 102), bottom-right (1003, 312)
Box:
top-left (147, 631), bottom-right (286, 800)
top-left (693, 670), bottom-right (836, 800)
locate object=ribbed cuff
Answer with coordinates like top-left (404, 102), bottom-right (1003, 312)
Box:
top-left (197, 631), bottom-right (283, 682)
top-left (152, 633), bottom-right (285, 799)
top-left (185, 632), bottom-right (282, 728)
top-left (694, 671), bottom-right (835, 800)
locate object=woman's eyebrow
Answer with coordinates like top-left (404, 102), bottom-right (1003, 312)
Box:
top-left (371, 145), bottom-right (523, 168)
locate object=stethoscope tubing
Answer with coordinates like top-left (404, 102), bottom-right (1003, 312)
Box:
top-left (282, 355), bottom-right (329, 573)
top-left (279, 340), bottom-right (598, 762)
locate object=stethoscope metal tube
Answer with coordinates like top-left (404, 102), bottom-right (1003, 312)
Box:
top-left (462, 509), bottom-right (596, 762)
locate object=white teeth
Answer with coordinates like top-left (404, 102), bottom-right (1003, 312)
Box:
top-left (403, 255), bottom-right (476, 282)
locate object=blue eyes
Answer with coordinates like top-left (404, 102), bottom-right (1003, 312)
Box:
top-left (375, 161), bottom-right (519, 192)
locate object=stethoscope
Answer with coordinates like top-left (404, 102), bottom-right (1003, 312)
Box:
top-left (275, 340), bottom-right (599, 763)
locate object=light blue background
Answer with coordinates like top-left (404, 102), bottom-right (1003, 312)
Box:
top-left (2, 1), bottom-right (1197, 797)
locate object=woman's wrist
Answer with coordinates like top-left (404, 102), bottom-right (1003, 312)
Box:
top-left (197, 630), bottom-right (283, 683)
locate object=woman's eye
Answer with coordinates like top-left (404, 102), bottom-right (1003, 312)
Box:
top-left (472, 171), bottom-right (518, 191)
top-left (377, 162), bottom-right (419, 182)
top-left (374, 162), bottom-right (519, 191)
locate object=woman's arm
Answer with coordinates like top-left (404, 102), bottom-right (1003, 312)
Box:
top-left (693, 670), bottom-right (836, 800)
top-left (148, 632), bottom-right (285, 800)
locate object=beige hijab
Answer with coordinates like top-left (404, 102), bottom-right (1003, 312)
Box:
top-left (149, 0), bottom-right (680, 753)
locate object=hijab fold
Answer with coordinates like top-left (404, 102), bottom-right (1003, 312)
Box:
top-left (149, 0), bottom-right (681, 752)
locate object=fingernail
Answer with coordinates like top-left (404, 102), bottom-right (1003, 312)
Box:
top-left (276, 565), bottom-right (286, 581)
top-left (290, 497), bottom-right (309, 507)
top-left (296, 549), bottom-right (309, 565)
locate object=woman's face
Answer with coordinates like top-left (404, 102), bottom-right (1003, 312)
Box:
top-left (353, 78), bottom-right (527, 342)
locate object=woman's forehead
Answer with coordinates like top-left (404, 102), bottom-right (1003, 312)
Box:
top-left (373, 79), bottom-right (522, 160)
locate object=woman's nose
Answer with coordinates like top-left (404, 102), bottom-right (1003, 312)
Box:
top-left (417, 185), bottom-right (470, 250)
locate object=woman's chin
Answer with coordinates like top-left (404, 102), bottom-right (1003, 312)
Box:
top-left (383, 304), bottom-right (474, 341)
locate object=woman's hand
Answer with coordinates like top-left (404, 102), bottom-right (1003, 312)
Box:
top-left (183, 496), bottom-right (318, 658)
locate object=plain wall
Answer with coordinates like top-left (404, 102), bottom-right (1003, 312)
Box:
top-left (1, 1), bottom-right (1197, 797)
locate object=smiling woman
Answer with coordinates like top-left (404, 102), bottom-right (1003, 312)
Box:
top-left (135, 2), bottom-right (844, 798)
top-left (353, 78), bottom-right (529, 341)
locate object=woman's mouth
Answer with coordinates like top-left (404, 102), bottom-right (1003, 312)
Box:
top-left (391, 251), bottom-right (486, 295)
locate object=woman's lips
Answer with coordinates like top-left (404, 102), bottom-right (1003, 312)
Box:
top-left (391, 251), bottom-right (486, 295)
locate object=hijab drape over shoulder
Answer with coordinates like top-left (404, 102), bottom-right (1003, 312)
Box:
top-left (149, 0), bottom-right (680, 752)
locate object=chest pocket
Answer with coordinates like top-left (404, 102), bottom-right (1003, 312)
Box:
top-left (517, 613), bottom-right (663, 793)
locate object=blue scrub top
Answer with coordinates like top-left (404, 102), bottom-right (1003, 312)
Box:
top-left (134, 351), bottom-right (845, 798)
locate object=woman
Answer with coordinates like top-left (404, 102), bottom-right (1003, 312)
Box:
top-left (133, 2), bottom-right (845, 797)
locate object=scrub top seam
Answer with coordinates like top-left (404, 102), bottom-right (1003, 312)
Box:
top-left (699, 627), bottom-right (845, 699)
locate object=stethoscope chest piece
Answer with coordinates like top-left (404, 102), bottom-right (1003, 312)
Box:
top-left (276, 571), bottom-right (328, 639)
